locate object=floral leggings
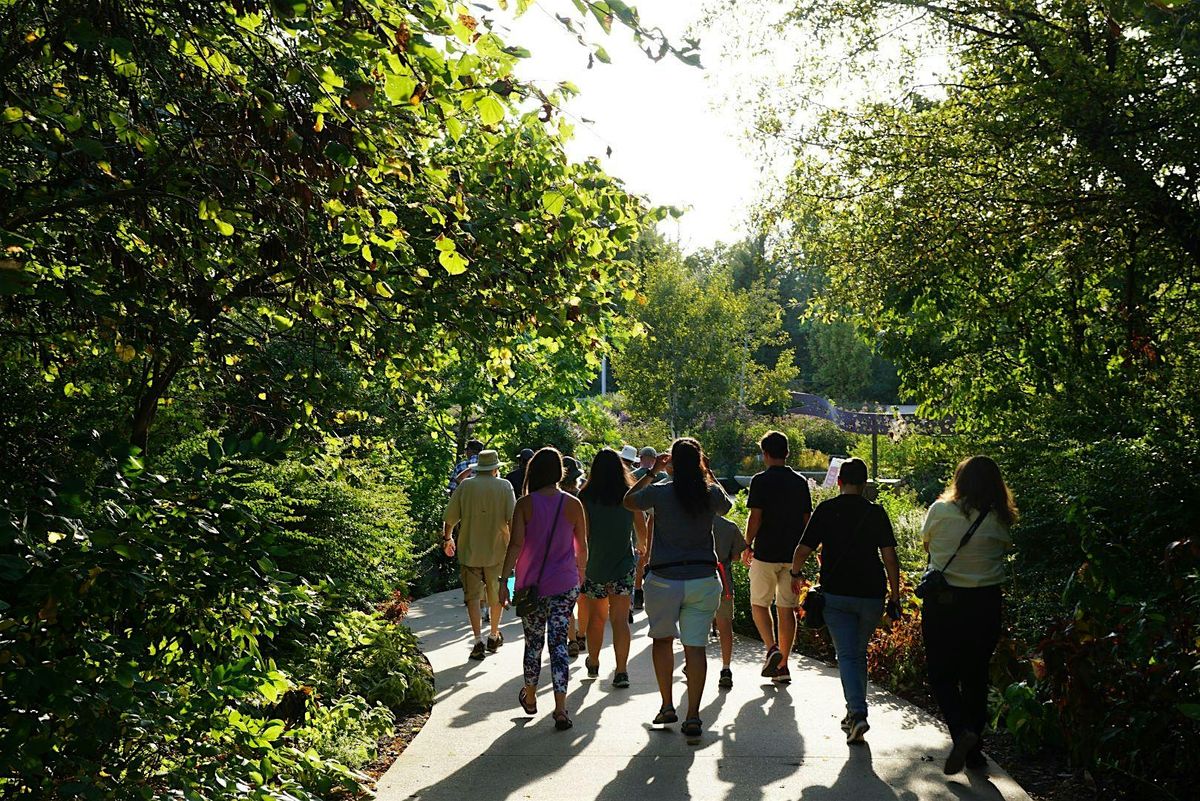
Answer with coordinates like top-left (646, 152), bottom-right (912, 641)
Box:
top-left (521, 586), bottom-right (580, 695)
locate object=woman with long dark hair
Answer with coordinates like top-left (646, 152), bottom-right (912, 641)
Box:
top-left (623, 437), bottom-right (731, 738)
top-left (579, 448), bottom-right (648, 688)
top-left (499, 447), bottom-right (588, 730)
top-left (921, 455), bottom-right (1017, 774)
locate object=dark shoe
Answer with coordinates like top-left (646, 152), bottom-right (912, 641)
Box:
top-left (944, 730), bottom-right (980, 774)
top-left (761, 645), bottom-right (783, 677)
top-left (681, 718), bottom-right (703, 738)
top-left (718, 668), bottom-right (733, 689)
top-left (568, 639), bottom-right (580, 658)
top-left (628, 609), bottom-right (635, 624)
top-left (846, 715), bottom-right (870, 744)
top-left (585, 659), bottom-right (600, 678)
top-left (576, 634), bottom-right (587, 651)
top-left (486, 632), bottom-right (503, 652)
top-left (632, 589), bottom-right (644, 610)
top-left (469, 641), bottom-right (486, 661)
top-left (964, 751), bottom-right (988, 772)
top-left (772, 667), bottom-right (791, 684)
top-left (651, 706), bottom-right (678, 729)
top-left (613, 672), bottom-right (630, 689)
top-left (518, 686), bottom-right (537, 715)
top-left (553, 710), bottom-right (573, 731)
top-left (839, 713), bottom-right (852, 732)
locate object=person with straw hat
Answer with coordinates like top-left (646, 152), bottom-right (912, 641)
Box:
top-left (443, 449), bottom-right (516, 661)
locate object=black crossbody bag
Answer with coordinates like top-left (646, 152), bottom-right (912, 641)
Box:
top-left (512, 495), bottom-right (565, 618)
top-left (915, 508), bottom-right (989, 605)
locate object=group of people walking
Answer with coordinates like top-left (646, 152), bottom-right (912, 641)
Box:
top-left (441, 431), bottom-right (1016, 775)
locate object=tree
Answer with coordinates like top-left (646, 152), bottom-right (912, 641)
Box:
top-left (614, 242), bottom-right (796, 434)
top-left (808, 320), bottom-right (871, 402)
top-left (716, 1), bottom-right (1200, 794)
top-left (0, 0), bottom-right (651, 459)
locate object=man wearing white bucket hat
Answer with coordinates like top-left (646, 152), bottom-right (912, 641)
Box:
top-left (443, 449), bottom-right (517, 661)
top-left (618, 444), bottom-right (639, 468)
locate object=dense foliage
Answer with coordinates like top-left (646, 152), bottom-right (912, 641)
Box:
top-left (715, 0), bottom-right (1200, 795)
top-left (0, 0), bottom-right (673, 798)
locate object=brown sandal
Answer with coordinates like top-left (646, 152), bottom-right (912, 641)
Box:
top-left (518, 686), bottom-right (537, 715)
top-left (552, 709), bottom-right (573, 731)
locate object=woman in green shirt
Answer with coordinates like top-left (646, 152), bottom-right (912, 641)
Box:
top-left (579, 448), bottom-right (648, 688)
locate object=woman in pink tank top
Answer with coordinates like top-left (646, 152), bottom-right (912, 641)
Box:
top-left (500, 447), bottom-right (588, 730)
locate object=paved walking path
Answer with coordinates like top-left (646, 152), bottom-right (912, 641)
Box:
top-left (377, 590), bottom-right (1031, 801)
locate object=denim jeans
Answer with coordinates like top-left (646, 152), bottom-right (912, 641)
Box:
top-left (824, 593), bottom-right (884, 718)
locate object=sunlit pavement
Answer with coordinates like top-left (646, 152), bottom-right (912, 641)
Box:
top-left (377, 590), bottom-right (1031, 801)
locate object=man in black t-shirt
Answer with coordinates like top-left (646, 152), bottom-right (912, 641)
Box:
top-left (790, 457), bottom-right (900, 745)
top-left (504, 448), bottom-right (534, 496)
top-left (741, 431), bottom-right (813, 683)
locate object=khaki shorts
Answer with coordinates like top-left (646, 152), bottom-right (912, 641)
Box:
top-left (749, 559), bottom-right (799, 609)
top-left (715, 595), bottom-right (734, 621)
top-left (461, 563), bottom-right (503, 607)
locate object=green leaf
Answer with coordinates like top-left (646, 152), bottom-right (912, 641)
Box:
top-left (1178, 703), bottom-right (1200, 720)
top-left (439, 249), bottom-right (469, 275)
top-left (74, 137), bottom-right (105, 159)
top-left (477, 95), bottom-right (506, 126)
top-left (541, 191), bottom-right (567, 216)
top-left (384, 74), bottom-right (417, 105)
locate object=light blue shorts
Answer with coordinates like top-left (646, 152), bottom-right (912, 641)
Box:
top-left (643, 573), bottom-right (722, 646)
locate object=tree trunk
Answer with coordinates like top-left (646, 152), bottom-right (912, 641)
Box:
top-left (130, 354), bottom-right (183, 454)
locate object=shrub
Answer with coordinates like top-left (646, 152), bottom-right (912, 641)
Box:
top-left (293, 694), bottom-right (395, 770)
top-left (991, 435), bottom-right (1200, 797)
top-left (0, 442), bottom-right (385, 800)
top-left (232, 457), bottom-right (417, 610)
top-left (307, 611), bottom-right (435, 712)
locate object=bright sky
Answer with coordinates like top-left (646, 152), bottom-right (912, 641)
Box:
top-left (489, 1), bottom-right (763, 252)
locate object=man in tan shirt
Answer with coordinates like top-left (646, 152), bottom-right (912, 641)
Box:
top-left (442, 450), bottom-right (516, 660)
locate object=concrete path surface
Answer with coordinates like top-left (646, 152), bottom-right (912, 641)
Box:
top-left (377, 590), bottom-right (1031, 801)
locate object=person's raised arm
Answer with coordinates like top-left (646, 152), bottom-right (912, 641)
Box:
top-left (624, 452), bottom-right (669, 511)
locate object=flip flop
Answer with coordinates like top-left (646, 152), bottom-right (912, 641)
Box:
top-left (553, 709), bottom-right (573, 731)
top-left (681, 718), bottom-right (703, 738)
top-left (518, 686), bottom-right (537, 715)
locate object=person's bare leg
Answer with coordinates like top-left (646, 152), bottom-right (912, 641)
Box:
top-left (751, 604), bottom-right (777, 650)
top-left (777, 606), bottom-right (797, 665)
top-left (466, 599), bottom-right (483, 642)
top-left (682, 645), bottom-right (708, 720)
top-left (652, 638), bottom-right (676, 709)
top-left (577, 595), bottom-right (590, 641)
top-left (489, 604), bottom-right (503, 638)
top-left (568, 612), bottom-right (577, 642)
top-left (587, 597), bottom-right (609, 665)
top-left (554, 690), bottom-right (567, 715)
top-left (716, 616), bottom-right (734, 667)
top-left (610, 595), bottom-right (632, 672)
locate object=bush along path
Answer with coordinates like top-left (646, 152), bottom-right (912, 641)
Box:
top-left (377, 590), bottom-right (1032, 801)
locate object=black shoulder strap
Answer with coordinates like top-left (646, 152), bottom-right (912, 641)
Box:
top-left (532, 494), bottom-right (566, 587)
top-left (937, 508), bottom-right (989, 573)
